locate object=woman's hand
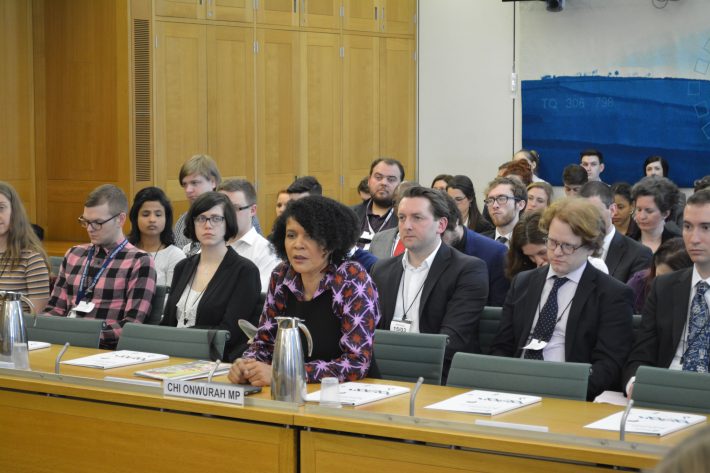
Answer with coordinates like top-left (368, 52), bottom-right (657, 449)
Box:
top-left (227, 358), bottom-right (272, 387)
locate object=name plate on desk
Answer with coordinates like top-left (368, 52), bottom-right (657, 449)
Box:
top-left (164, 380), bottom-right (245, 406)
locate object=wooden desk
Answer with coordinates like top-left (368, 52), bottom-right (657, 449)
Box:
top-left (297, 380), bottom-right (705, 473)
top-left (0, 345), bottom-right (296, 473)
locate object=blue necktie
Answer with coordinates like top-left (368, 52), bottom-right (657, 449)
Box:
top-left (525, 276), bottom-right (568, 360)
top-left (682, 281), bottom-right (710, 372)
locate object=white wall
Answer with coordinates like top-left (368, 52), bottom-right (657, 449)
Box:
top-left (418, 0), bottom-right (515, 197)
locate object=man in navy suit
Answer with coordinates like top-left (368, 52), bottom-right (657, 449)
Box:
top-left (490, 198), bottom-right (634, 400)
top-left (624, 189), bottom-right (710, 395)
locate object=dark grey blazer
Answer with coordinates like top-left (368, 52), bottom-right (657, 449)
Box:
top-left (369, 227), bottom-right (398, 259)
top-left (605, 230), bottom-right (653, 283)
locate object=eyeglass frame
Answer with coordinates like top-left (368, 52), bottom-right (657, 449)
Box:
top-left (543, 237), bottom-right (584, 255)
top-left (78, 213), bottom-right (121, 231)
top-left (193, 215), bottom-right (226, 226)
top-left (483, 195), bottom-right (520, 207)
top-left (233, 203), bottom-right (253, 212)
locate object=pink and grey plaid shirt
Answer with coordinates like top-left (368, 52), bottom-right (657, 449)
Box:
top-left (45, 238), bottom-right (156, 349)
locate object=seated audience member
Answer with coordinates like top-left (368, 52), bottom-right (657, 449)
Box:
top-left (643, 155), bottom-right (686, 228)
top-left (44, 185), bottom-right (156, 349)
top-left (162, 192), bottom-right (261, 361)
top-left (498, 159), bottom-right (533, 187)
top-left (623, 189), bottom-right (710, 395)
top-left (352, 158), bottom-right (404, 249)
top-left (580, 148), bottom-right (605, 182)
top-left (218, 179), bottom-right (280, 291)
top-left (287, 175), bottom-right (322, 199)
top-left (513, 149), bottom-right (546, 183)
top-left (0, 181), bottom-right (50, 310)
top-left (228, 196), bottom-right (379, 385)
top-left (525, 181), bottom-right (554, 214)
top-left (610, 182), bottom-right (638, 237)
top-left (654, 424), bottom-right (710, 473)
top-left (580, 181), bottom-right (652, 283)
top-left (694, 175), bottom-right (710, 193)
top-left (490, 198), bottom-right (634, 400)
top-left (369, 181), bottom-right (419, 259)
top-left (441, 192), bottom-right (509, 307)
top-left (128, 187), bottom-right (185, 287)
top-left (627, 237), bottom-right (692, 313)
top-left (630, 176), bottom-right (681, 253)
top-left (481, 176), bottom-right (527, 246)
top-left (357, 177), bottom-right (371, 202)
top-left (173, 154), bottom-right (222, 252)
top-left (447, 175), bottom-right (494, 234)
top-left (371, 186), bottom-right (488, 375)
top-left (275, 189), bottom-right (290, 219)
top-left (562, 164), bottom-right (588, 197)
top-left (431, 174), bottom-right (453, 192)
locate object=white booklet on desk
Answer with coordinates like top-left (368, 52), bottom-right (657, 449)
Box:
top-left (61, 350), bottom-right (169, 369)
top-left (425, 390), bottom-right (542, 416)
top-left (585, 408), bottom-right (706, 436)
top-left (135, 360), bottom-right (231, 381)
top-left (28, 341), bottom-right (51, 351)
top-left (306, 382), bottom-right (410, 406)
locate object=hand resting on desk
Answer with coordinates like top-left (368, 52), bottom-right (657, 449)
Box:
top-left (228, 358), bottom-right (272, 387)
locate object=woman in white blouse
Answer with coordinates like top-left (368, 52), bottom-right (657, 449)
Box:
top-left (128, 187), bottom-right (185, 287)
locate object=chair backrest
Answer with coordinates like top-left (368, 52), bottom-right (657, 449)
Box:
top-left (479, 306), bottom-right (502, 355)
top-left (117, 323), bottom-right (230, 360)
top-left (23, 314), bottom-right (105, 349)
top-left (447, 353), bottom-right (590, 401)
top-left (49, 256), bottom-right (63, 277)
top-left (373, 329), bottom-right (448, 385)
top-left (144, 285), bottom-right (168, 325)
top-left (633, 366), bottom-right (710, 414)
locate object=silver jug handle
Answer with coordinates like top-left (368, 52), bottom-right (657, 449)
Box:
top-left (299, 323), bottom-right (313, 357)
top-left (20, 295), bottom-right (37, 327)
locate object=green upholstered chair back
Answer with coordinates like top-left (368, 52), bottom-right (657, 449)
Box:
top-left (633, 366), bottom-right (710, 414)
top-left (374, 329), bottom-right (448, 385)
top-left (447, 353), bottom-right (590, 401)
top-left (49, 256), bottom-right (64, 277)
top-left (144, 285), bottom-right (169, 325)
top-left (23, 314), bottom-right (105, 349)
top-left (479, 306), bottom-right (502, 355)
top-left (116, 323), bottom-right (230, 360)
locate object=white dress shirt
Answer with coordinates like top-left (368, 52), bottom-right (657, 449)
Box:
top-left (229, 227), bottom-right (281, 292)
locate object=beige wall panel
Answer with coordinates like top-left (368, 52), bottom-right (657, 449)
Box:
top-left (257, 0), bottom-right (299, 27)
top-left (381, 0), bottom-right (415, 35)
top-left (212, 0), bottom-right (254, 23)
top-left (343, 0), bottom-right (378, 33)
top-left (300, 0), bottom-right (341, 30)
top-left (154, 0), bottom-right (205, 20)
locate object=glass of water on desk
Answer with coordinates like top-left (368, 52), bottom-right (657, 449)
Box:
top-left (319, 377), bottom-right (341, 408)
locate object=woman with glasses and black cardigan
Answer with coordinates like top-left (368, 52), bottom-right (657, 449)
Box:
top-left (161, 192), bottom-right (262, 361)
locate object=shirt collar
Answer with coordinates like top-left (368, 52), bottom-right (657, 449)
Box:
top-left (691, 266), bottom-right (710, 288)
top-left (236, 226), bottom-right (258, 246)
top-left (494, 229), bottom-right (512, 242)
top-left (603, 226), bottom-right (616, 248)
top-left (546, 260), bottom-right (587, 284)
top-left (402, 239), bottom-right (441, 272)
top-left (282, 261), bottom-right (337, 299)
top-left (95, 236), bottom-right (127, 255)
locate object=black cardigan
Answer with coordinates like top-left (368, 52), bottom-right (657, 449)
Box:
top-left (161, 247), bottom-right (262, 361)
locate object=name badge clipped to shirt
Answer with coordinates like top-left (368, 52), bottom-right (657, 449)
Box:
top-left (390, 319), bottom-right (412, 333)
top-left (522, 338), bottom-right (547, 351)
top-left (358, 230), bottom-right (374, 250)
top-left (74, 301), bottom-right (95, 315)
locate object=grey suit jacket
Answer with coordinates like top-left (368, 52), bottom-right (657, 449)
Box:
top-left (605, 230), bottom-right (653, 283)
top-left (369, 228), bottom-right (398, 259)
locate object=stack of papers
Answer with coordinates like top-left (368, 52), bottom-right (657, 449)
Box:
top-left (135, 360), bottom-right (232, 381)
top-left (585, 408), bottom-right (706, 436)
top-left (425, 390), bottom-right (542, 416)
top-left (306, 382), bottom-right (410, 406)
top-left (61, 350), bottom-right (169, 369)
top-left (28, 341), bottom-right (51, 351)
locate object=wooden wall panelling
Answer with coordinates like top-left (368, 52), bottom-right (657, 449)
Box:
top-left (1, 0), bottom-right (36, 220)
top-left (343, 0), bottom-right (378, 33)
top-left (299, 31), bottom-right (342, 201)
top-left (342, 34), bottom-right (379, 205)
top-left (256, 28), bottom-right (300, 233)
top-left (300, 0), bottom-right (342, 30)
top-left (211, 0), bottom-right (255, 23)
top-left (381, 0), bottom-right (415, 35)
top-left (154, 0), bottom-right (205, 20)
top-left (256, 0), bottom-right (299, 27)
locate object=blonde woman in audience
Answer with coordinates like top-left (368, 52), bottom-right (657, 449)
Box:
top-left (275, 189), bottom-right (290, 218)
top-left (0, 181), bottom-right (50, 311)
top-left (128, 187), bottom-right (185, 287)
top-left (525, 182), bottom-right (554, 214)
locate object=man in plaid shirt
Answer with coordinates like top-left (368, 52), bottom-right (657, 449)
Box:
top-left (44, 185), bottom-right (156, 349)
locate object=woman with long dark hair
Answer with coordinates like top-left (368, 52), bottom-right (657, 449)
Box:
top-left (447, 175), bottom-right (494, 234)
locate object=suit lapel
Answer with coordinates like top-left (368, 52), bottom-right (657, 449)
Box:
top-left (671, 268), bottom-right (693, 353)
top-left (381, 257), bottom-right (404, 326)
top-left (605, 232), bottom-right (624, 276)
top-left (519, 267), bottom-right (549, 343)
top-left (418, 244), bottom-right (449, 317)
top-left (564, 264), bottom-right (597, 360)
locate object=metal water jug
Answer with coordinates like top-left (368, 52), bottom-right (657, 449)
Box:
top-left (271, 317), bottom-right (313, 404)
top-left (0, 291), bottom-right (35, 370)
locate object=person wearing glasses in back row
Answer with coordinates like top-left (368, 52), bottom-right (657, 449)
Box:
top-left (489, 198), bottom-right (634, 401)
top-left (44, 185), bottom-right (157, 350)
top-left (480, 176), bottom-right (528, 247)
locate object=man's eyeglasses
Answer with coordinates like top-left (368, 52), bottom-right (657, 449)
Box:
top-left (194, 215), bottom-right (225, 226)
top-left (78, 214), bottom-right (120, 230)
top-left (483, 195), bottom-right (517, 207)
top-left (544, 237), bottom-right (584, 255)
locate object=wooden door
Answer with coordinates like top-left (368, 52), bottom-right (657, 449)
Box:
top-left (343, 0), bottom-right (378, 33)
top-left (256, 28), bottom-right (300, 233)
top-left (207, 25), bottom-right (255, 184)
top-left (299, 32), bottom-right (341, 200)
top-left (342, 34), bottom-right (379, 205)
top-left (256, 0), bottom-right (299, 27)
top-left (154, 0), bottom-right (205, 20)
top-left (300, 0), bottom-right (341, 30)
top-left (209, 0), bottom-right (254, 22)
top-left (154, 21), bottom-right (208, 209)
top-left (381, 0), bottom-right (415, 35)
top-left (380, 37), bottom-right (415, 178)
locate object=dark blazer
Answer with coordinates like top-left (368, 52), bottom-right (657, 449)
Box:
top-left (371, 243), bottom-right (489, 364)
top-left (351, 200), bottom-right (398, 235)
top-left (489, 264), bottom-right (634, 400)
top-left (461, 228), bottom-right (509, 307)
top-left (162, 247), bottom-right (262, 361)
top-left (480, 228), bottom-right (496, 240)
top-left (623, 268), bottom-right (692, 387)
top-left (605, 230), bottom-right (653, 283)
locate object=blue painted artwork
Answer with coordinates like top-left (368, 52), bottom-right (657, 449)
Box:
top-left (522, 76), bottom-right (710, 187)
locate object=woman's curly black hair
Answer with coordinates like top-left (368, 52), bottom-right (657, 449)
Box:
top-left (271, 195), bottom-right (360, 265)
